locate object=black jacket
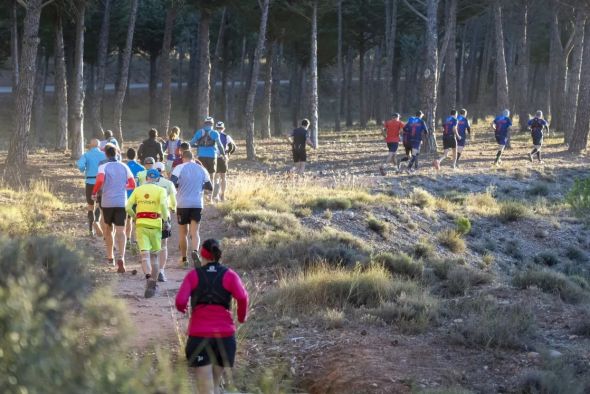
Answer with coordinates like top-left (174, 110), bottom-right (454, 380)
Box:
top-left (138, 138), bottom-right (164, 163)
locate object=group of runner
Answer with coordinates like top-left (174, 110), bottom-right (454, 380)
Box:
top-left (379, 109), bottom-right (550, 175)
top-left (77, 116), bottom-right (246, 394)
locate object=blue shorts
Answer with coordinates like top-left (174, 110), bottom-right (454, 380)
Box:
top-left (495, 135), bottom-right (508, 146)
top-left (457, 138), bottom-right (466, 147)
top-left (532, 131), bottom-right (543, 146)
top-left (387, 142), bottom-right (399, 152)
top-left (411, 141), bottom-right (422, 151)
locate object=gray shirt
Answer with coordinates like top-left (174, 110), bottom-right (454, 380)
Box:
top-left (171, 162), bottom-right (211, 209)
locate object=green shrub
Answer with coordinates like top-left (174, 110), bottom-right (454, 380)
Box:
top-left (455, 216), bottom-right (472, 235)
top-left (534, 251), bottom-right (560, 267)
top-left (482, 252), bottom-right (494, 268)
top-left (517, 358), bottom-right (590, 394)
top-left (413, 239), bottom-right (435, 259)
top-left (527, 182), bottom-right (550, 196)
top-left (226, 209), bottom-right (301, 234)
top-left (566, 246), bottom-right (588, 262)
top-left (431, 258), bottom-right (460, 280)
top-left (323, 209), bottom-right (333, 220)
top-left (513, 270), bottom-right (588, 304)
top-left (444, 266), bottom-right (491, 297)
top-left (505, 239), bottom-right (524, 261)
top-left (566, 177), bottom-right (590, 218)
top-left (317, 308), bottom-right (346, 329)
top-left (367, 215), bottom-right (390, 237)
top-left (368, 294), bottom-right (438, 333)
top-left (410, 187), bottom-right (436, 208)
top-left (309, 196), bottom-right (352, 210)
top-left (438, 229), bottom-right (466, 253)
top-left (498, 201), bottom-right (530, 223)
top-left (373, 252), bottom-right (424, 279)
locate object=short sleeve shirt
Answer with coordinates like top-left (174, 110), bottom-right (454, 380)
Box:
top-left (384, 120), bottom-right (404, 143)
top-left (171, 162), bottom-right (211, 209)
top-left (97, 161), bottom-right (134, 208)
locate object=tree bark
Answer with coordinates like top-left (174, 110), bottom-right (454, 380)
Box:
top-left (187, 32), bottom-right (198, 123)
top-left (271, 42), bottom-right (282, 136)
top-left (335, 0), bottom-right (343, 131)
top-left (359, 41), bottom-right (366, 128)
top-left (443, 0), bottom-right (457, 109)
top-left (10, 0), bottom-right (19, 91)
top-left (149, 52), bottom-right (158, 125)
top-left (569, 22), bottom-right (590, 153)
top-left (197, 9), bottom-right (212, 127)
top-left (564, 14), bottom-right (586, 144)
top-left (178, 46), bottom-right (184, 97)
top-left (113, 0), bottom-right (139, 145)
top-left (245, 0), bottom-right (271, 160)
top-left (386, 0), bottom-right (398, 114)
top-left (457, 24), bottom-right (466, 106)
top-left (261, 43), bottom-right (274, 139)
top-left (345, 47), bottom-right (353, 127)
top-left (310, 0), bottom-right (319, 147)
top-left (158, 4), bottom-right (178, 135)
top-left (421, 0), bottom-right (439, 153)
top-left (211, 7), bottom-right (227, 117)
top-left (55, 13), bottom-right (68, 151)
top-left (515, 0), bottom-right (530, 131)
top-left (91, 0), bottom-right (111, 136)
top-left (493, 0), bottom-right (510, 112)
top-left (33, 48), bottom-right (47, 145)
top-left (70, 2), bottom-right (86, 161)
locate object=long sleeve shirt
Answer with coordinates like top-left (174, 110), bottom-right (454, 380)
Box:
top-left (77, 147), bottom-right (107, 185)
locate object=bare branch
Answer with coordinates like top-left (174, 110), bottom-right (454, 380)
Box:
top-left (16, 0), bottom-right (27, 7)
top-left (402, 0), bottom-right (427, 22)
top-left (41, 0), bottom-right (56, 8)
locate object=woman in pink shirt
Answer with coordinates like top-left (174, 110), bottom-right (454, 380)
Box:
top-left (175, 239), bottom-right (248, 394)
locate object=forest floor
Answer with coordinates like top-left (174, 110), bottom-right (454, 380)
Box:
top-left (5, 124), bottom-right (590, 393)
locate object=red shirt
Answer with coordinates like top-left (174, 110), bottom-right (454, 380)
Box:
top-left (384, 119), bottom-right (404, 143)
top-left (175, 267), bottom-right (248, 338)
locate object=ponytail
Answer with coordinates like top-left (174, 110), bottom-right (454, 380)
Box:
top-left (211, 245), bottom-right (222, 261)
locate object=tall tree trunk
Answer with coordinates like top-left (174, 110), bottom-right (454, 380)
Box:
top-left (6, 0), bottom-right (44, 168)
top-left (113, 0), bottom-right (139, 145)
top-left (335, 0), bottom-right (343, 131)
top-left (421, 0), bottom-right (439, 153)
top-left (178, 46), bottom-right (184, 97)
top-left (261, 43), bottom-right (274, 139)
top-left (359, 42), bottom-right (366, 128)
top-left (345, 47), bottom-right (353, 127)
top-left (245, 0), bottom-right (271, 160)
top-left (70, 3), bottom-right (86, 161)
top-left (457, 24), bottom-right (466, 106)
top-left (33, 48), bottom-right (47, 145)
top-left (271, 42), bottom-right (282, 136)
top-left (158, 5), bottom-right (178, 135)
top-left (444, 0), bottom-right (457, 109)
top-left (564, 14), bottom-right (586, 144)
top-left (149, 52), bottom-right (158, 125)
top-left (210, 7), bottom-right (227, 117)
top-left (515, 0), bottom-right (530, 131)
top-left (55, 14), bottom-right (68, 151)
top-left (569, 22), bottom-right (590, 153)
top-left (385, 0), bottom-right (398, 115)
top-left (221, 55), bottom-right (229, 123)
top-left (197, 9), bottom-right (212, 127)
top-left (187, 31), bottom-right (198, 122)
top-left (375, 44), bottom-right (383, 124)
top-left (291, 63), bottom-right (300, 127)
top-left (309, 0), bottom-right (319, 147)
top-left (10, 0), bottom-right (19, 91)
top-left (91, 0), bottom-right (111, 136)
top-left (493, 0), bottom-right (509, 112)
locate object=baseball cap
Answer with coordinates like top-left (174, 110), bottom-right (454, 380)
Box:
top-left (215, 121), bottom-right (225, 129)
top-left (154, 162), bottom-right (165, 171)
top-left (146, 169), bottom-right (160, 179)
top-left (144, 156), bottom-right (155, 165)
top-left (204, 116), bottom-right (214, 124)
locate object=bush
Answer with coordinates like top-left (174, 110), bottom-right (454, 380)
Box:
top-left (413, 239), bottom-right (435, 259)
top-left (368, 294), bottom-right (438, 333)
top-left (444, 266), bottom-right (491, 297)
top-left (517, 359), bottom-right (590, 394)
top-left (310, 196), bottom-right (352, 210)
top-left (317, 309), bottom-right (346, 329)
top-left (410, 187), bottom-right (436, 208)
top-left (367, 215), bottom-right (390, 237)
top-left (513, 270), bottom-right (588, 304)
top-left (464, 191), bottom-right (499, 216)
top-left (373, 252), bottom-right (424, 279)
top-left (481, 252), bottom-right (494, 268)
top-left (566, 246), bottom-right (588, 263)
top-left (449, 297), bottom-right (536, 349)
top-left (226, 209), bottom-right (301, 234)
top-left (566, 177), bottom-right (590, 218)
top-left (505, 239), bottom-right (524, 261)
top-left (534, 251), bottom-right (561, 267)
top-left (527, 182), bottom-right (550, 197)
top-left (498, 201), bottom-right (530, 223)
top-left (455, 216), bottom-right (471, 235)
top-left (438, 229), bottom-right (466, 253)
top-left (431, 258), bottom-right (462, 280)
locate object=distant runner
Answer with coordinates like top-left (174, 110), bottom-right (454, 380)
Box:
top-left (164, 126), bottom-right (183, 174)
top-left (175, 239), bottom-right (249, 394)
top-left (433, 109), bottom-right (459, 170)
top-left (492, 109), bottom-right (512, 166)
top-left (171, 150), bottom-right (213, 267)
top-left (153, 161), bottom-right (177, 282)
top-left (77, 139), bottom-right (106, 237)
top-left (403, 111), bottom-right (429, 173)
top-left (287, 118), bottom-right (314, 176)
top-left (398, 116), bottom-right (414, 170)
top-left (379, 113), bottom-right (404, 176)
top-left (214, 121), bottom-right (236, 201)
top-left (126, 169), bottom-right (169, 298)
top-left (190, 117), bottom-right (226, 203)
top-left (124, 148), bottom-right (145, 245)
top-left (456, 109), bottom-right (471, 166)
top-left (92, 144), bottom-right (136, 272)
top-left (99, 130), bottom-right (119, 151)
top-left (138, 128), bottom-right (164, 164)
top-left (527, 110), bottom-right (549, 164)
top-left (137, 156), bottom-right (156, 186)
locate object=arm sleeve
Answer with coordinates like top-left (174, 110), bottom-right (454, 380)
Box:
top-left (224, 270), bottom-right (249, 323)
top-left (92, 164), bottom-right (106, 195)
top-left (125, 190), bottom-right (136, 217)
top-left (77, 154), bottom-right (87, 173)
top-left (125, 166), bottom-right (136, 190)
top-left (160, 188), bottom-right (169, 222)
top-left (175, 271), bottom-right (198, 313)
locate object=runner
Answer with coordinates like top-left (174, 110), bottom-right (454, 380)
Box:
top-left (126, 169), bottom-right (169, 298)
top-left (190, 117), bottom-right (226, 202)
top-left (137, 156), bottom-right (156, 185)
top-left (398, 116), bottom-right (414, 170)
top-left (403, 111), bottom-right (429, 173)
top-left (138, 128), bottom-right (164, 164)
top-left (456, 109), bottom-right (472, 166)
top-left (379, 113), bottom-right (404, 176)
top-left (164, 126), bottom-right (183, 174)
top-left (492, 109), bottom-right (512, 166)
top-left (77, 139), bottom-right (107, 237)
top-left (153, 161), bottom-right (177, 282)
top-left (433, 110), bottom-right (459, 170)
top-left (99, 129), bottom-right (119, 151)
top-left (125, 148), bottom-right (145, 245)
top-left (171, 150), bottom-right (213, 267)
top-left (213, 121), bottom-right (236, 201)
top-left (527, 110), bottom-right (549, 164)
top-left (175, 239), bottom-right (249, 394)
top-left (287, 118), bottom-right (314, 176)
top-left (92, 144), bottom-right (136, 272)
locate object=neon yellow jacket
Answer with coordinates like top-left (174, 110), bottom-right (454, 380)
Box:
top-left (126, 183), bottom-right (169, 229)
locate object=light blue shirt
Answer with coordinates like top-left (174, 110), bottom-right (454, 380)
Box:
top-left (77, 147), bottom-right (107, 185)
top-left (189, 127), bottom-right (224, 159)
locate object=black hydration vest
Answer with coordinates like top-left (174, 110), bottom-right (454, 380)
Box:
top-left (191, 263), bottom-right (232, 310)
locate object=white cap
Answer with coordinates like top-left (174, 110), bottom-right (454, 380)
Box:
top-left (154, 162), bottom-right (165, 171)
top-left (204, 116), bottom-right (214, 124)
top-left (216, 121), bottom-right (225, 128)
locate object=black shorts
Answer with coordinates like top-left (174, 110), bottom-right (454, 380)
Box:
top-left (443, 136), bottom-right (457, 149)
top-left (199, 157), bottom-right (217, 174)
top-left (216, 157), bottom-right (228, 174)
top-left (403, 142), bottom-right (412, 155)
top-left (85, 183), bottom-right (95, 205)
top-left (162, 218), bottom-right (172, 239)
top-left (177, 208), bottom-right (202, 225)
top-left (102, 207), bottom-right (127, 227)
top-left (186, 336), bottom-right (236, 368)
top-left (386, 142), bottom-right (399, 153)
top-left (532, 132), bottom-right (543, 146)
top-left (293, 147), bottom-right (307, 163)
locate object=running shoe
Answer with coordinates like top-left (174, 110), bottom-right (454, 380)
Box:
top-left (106, 258), bottom-right (115, 266)
top-left (528, 153), bottom-right (533, 162)
top-left (433, 160), bottom-right (440, 170)
top-left (144, 279), bottom-right (157, 298)
top-left (379, 166), bottom-right (387, 176)
top-left (191, 249), bottom-right (201, 266)
top-left (157, 271), bottom-right (167, 282)
top-left (181, 257), bottom-right (189, 268)
top-left (116, 259), bottom-right (126, 273)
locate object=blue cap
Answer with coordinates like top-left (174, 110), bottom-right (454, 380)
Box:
top-left (146, 169), bottom-right (160, 180)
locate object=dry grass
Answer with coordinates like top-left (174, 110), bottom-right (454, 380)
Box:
top-left (464, 190), bottom-right (500, 216)
top-left (438, 229), bottom-right (466, 253)
top-left (410, 187), bottom-right (436, 208)
top-left (373, 252), bottom-right (424, 279)
top-left (367, 215), bottom-right (390, 237)
top-left (513, 270), bottom-right (589, 304)
top-left (498, 201), bottom-right (531, 223)
top-left (225, 209), bottom-right (301, 234)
